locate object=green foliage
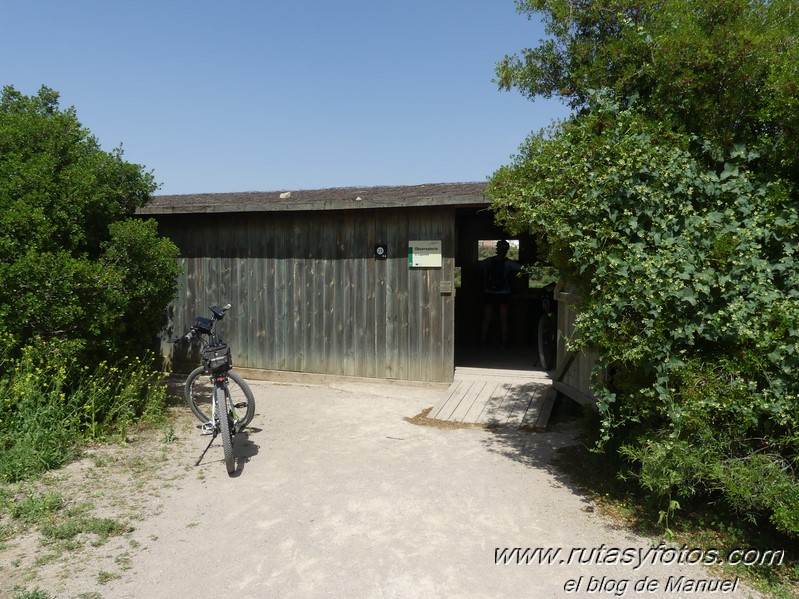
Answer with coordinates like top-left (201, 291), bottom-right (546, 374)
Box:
top-left (491, 0), bottom-right (799, 538)
top-left (40, 515), bottom-right (130, 544)
top-left (496, 0), bottom-right (799, 181)
top-left (101, 218), bottom-right (183, 357)
top-left (0, 335), bottom-right (169, 483)
top-left (0, 85), bottom-right (181, 366)
top-left (0, 340), bottom-right (80, 481)
top-left (488, 94), bottom-right (799, 535)
top-left (557, 426), bottom-right (799, 598)
top-left (8, 490), bottom-right (64, 523)
top-left (0, 85), bottom-right (179, 480)
top-left (13, 588), bottom-right (53, 599)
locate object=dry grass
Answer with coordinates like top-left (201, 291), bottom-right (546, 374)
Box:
top-left (403, 407), bottom-right (498, 430)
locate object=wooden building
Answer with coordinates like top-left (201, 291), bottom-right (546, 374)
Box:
top-left (139, 182), bottom-right (591, 397)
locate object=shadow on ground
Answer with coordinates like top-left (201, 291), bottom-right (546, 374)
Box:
top-left (479, 395), bottom-right (596, 504)
top-left (164, 373), bottom-right (189, 407)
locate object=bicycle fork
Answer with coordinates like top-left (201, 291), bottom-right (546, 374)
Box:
top-left (194, 379), bottom-right (229, 467)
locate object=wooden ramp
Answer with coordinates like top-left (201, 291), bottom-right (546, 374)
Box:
top-left (427, 367), bottom-right (556, 431)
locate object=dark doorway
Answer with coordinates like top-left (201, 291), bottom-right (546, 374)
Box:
top-left (453, 208), bottom-right (553, 371)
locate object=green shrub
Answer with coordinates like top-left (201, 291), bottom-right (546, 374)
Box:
top-left (0, 86), bottom-right (179, 483)
top-left (0, 85), bottom-right (181, 374)
top-left (488, 94), bottom-right (799, 536)
top-left (0, 337), bottom-right (168, 482)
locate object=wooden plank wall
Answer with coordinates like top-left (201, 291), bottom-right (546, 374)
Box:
top-left (157, 207), bottom-right (456, 383)
top-left (554, 292), bottom-right (598, 405)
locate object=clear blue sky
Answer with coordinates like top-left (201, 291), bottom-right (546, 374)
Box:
top-left (3, 1), bottom-right (570, 195)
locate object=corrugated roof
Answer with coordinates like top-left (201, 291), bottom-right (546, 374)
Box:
top-left (136, 182), bottom-right (489, 215)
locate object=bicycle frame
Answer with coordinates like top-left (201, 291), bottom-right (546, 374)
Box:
top-left (201, 375), bottom-right (231, 435)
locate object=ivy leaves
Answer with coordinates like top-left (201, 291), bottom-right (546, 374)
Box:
top-left (497, 95), bottom-right (798, 390)
top-left (487, 95), bottom-right (799, 533)
top-left (492, 0), bottom-right (799, 535)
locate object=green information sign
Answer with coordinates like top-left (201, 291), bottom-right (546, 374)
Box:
top-left (408, 240), bottom-right (442, 268)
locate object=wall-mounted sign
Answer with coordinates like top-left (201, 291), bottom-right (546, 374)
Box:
top-left (408, 240), bottom-right (442, 268)
top-left (374, 244), bottom-right (388, 260)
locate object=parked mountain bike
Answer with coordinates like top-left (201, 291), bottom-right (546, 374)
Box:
top-left (175, 303), bottom-right (255, 474)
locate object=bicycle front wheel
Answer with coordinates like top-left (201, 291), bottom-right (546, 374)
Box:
top-left (185, 368), bottom-right (255, 431)
top-left (215, 386), bottom-right (235, 475)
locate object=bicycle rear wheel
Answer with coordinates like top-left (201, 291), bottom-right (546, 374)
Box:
top-left (185, 368), bottom-right (255, 431)
top-left (537, 314), bottom-right (557, 371)
top-left (215, 386), bottom-right (235, 475)
top-left (227, 371), bottom-right (255, 432)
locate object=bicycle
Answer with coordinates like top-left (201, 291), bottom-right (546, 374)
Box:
top-left (537, 283), bottom-right (557, 371)
top-left (175, 303), bottom-right (255, 474)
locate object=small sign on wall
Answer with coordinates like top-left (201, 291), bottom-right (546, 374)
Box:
top-left (408, 240), bottom-right (442, 268)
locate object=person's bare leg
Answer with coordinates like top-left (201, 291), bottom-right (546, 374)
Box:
top-left (481, 304), bottom-right (493, 346)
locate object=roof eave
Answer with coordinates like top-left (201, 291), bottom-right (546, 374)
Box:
top-left (135, 182), bottom-right (490, 215)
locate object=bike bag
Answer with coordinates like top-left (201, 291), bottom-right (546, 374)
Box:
top-left (194, 317), bottom-right (214, 335)
top-left (202, 343), bottom-right (232, 374)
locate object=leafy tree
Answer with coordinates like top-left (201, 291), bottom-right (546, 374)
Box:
top-left (489, 2), bottom-right (799, 535)
top-left (0, 85), bottom-right (181, 364)
top-left (495, 0), bottom-right (799, 181)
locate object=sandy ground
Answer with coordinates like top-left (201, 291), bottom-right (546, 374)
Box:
top-left (0, 378), bottom-right (766, 599)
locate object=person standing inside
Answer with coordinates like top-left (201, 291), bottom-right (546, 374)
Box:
top-left (479, 239), bottom-right (523, 348)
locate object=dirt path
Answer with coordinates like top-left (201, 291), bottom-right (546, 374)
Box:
top-left (1, 379), bottom-right (764, 599)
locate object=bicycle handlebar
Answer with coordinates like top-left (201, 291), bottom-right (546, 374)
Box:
top-left (210, 304), bottom-right (232, 319)
top-left (169, 329), bottom-right (195, 343)
top-left (168, 303), bottom-right (232, 343)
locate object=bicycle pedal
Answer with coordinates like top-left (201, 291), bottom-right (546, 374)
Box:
top-left (233, 402), bottom-right (247, 409)
top-left (200, 422), bottom-right (215, 435)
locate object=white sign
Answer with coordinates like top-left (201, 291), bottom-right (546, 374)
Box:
top-left (408, 240), bottom-right (442, 268)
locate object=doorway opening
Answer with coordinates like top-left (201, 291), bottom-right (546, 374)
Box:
top-left (453, 209), bottom-right (555, 371)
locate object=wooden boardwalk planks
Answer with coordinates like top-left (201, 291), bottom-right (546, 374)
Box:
top-left (428, 366), bottom-right (554, 430)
